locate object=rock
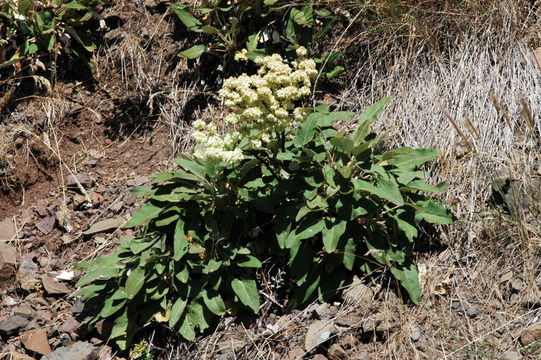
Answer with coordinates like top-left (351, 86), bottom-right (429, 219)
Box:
top-left (126, 176), bottom-right (149, 187)
top-left (304, 320), bottom-right (336, 351)
top-left (20, 328), bottom-right (51, 355)
top-left (19, 255), bottom-right (40, 291)
top-left (71, 299), bottom-right (85, 314)
top-left (520, 321), bottom-right (541, 346)
top-left (503, 351), bottom-right (522, 360)
top-left (511, 279), bottom-right (524, 292)
top-left (312, 355), bottom-right (328, 360)
top-left (42, 341), bottom-right (97, 360)
top-left (286, 348), bottom-right (305, 360)
top-left (342, 276), bottom-right (374, 306)
top-left (0, 314), bottom-right (31, 336)
top-left (58, 318), bottom-right (80, 333)
top-left (41, 275), bottom-right (71, 295)
top-left (311, 303), bottom-right (338, 320)
top-left (36, 214), bottom-right (56, 235)
top-left (357, 351), bottom-right (371, 360)
top-left (9, 351), bottom-right (35, 360)
top-left (67, 173), bottom-right (94, 189)
top-left (466, 304), bottom-right (481, 319)
top-left (0, 244), bottom-right (18, 280)
top-left (73, 194), bottom-right (87, 208)
top-left (408, 323), bottom-right (422, 341)
top-left (334, 312), bottom-right (362, 328)
top-left (0, 218), bottom-right (17, 240)
top-left (328, 344), bottom-right (348, 360)
top-left (0, 244), bottom-right (17, 265)
top-left (83, 217), bottom-right (124, 235)
top-left (1, 295), bottom-right (18, 306)
top-left (89, 191), bottom-right (103, 206)
top-left (109, 200), bottom-right (124, 213)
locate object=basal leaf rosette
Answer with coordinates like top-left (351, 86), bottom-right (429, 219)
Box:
top-left (191, 47), bottom-right (317, 164)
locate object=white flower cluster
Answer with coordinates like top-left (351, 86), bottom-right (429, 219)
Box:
top-left (191, 47), bottom-right (317, 164)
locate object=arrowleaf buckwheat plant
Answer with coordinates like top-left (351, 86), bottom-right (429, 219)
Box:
top-left (75, 52), bottom-right (452, 350)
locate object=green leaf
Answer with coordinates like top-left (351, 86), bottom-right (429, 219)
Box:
top-left (131, 186), bottom-right (153, 196)
top-left (169, 295), bottom-right (188, 327)
top-left (391, 262), bottom-right (421, 304)
top-left (342, 237), bottom-right (356, 270)
top-left (353, 178), bottom-right (404, 206)
top-left (61, 1), bottom-right (88, 9)
top-left (175, 156), bottom-right (207, 179)
top-left (178, 44), bottom-right (206, 59)
top-left (76, 267), bottom-right (121, 287)
top-left (293, 114), bottom-right (318, 146)
top-left (125, 267), bottom-right (146, 299)
top-left (170, 3), bottom-right (202, 30)
top-left (321, 220), bottom-right (346, 253)
top-left (291, 6), bottom-right (314, 27)
top-left (178, 314), bottom-right (195, 340)
top-left (412, 200), bottom-right (453, 224)
top-left (326, 65), bottom-right (344, 78)
top-left (124, 201), bottom-right (162, 228)
top-left (380, 148), bottom-right (439, 168)
top-left (231, 278), bottom-right (260, 313)
top-left (203, 290), bottom-right (227, 316)
top-left (295, 218), bottom-right (325, 241)
top-left (393, 209), bottom-right (418, 242)
top-left (351, 97), bottom-right (391, 144)
top-left (237, 255), bottom-right (262, 268)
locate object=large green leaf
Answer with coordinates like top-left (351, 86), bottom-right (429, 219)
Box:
top-left (178, 44), bottom-right (206, 59)
top-left (293, 114), bottom-right (318, 146)
top-left (321, 220), bottom-right (346, 253)
top-left (203, 290), bottom-right (227, 316)
top-left (380, 148), bottom-right (439, 168)
top-left (124, 201), bottom-right (163, 228)
top-left (169, 295), bottom-right (188, 327)
top-left (125, 267), bottom-right (146, 299)
top-left (351, 97), bottom-right (391, 144)
top-left (231, 278), bottom-right (260, 313)
top-left (391, 262), bottom-right (421, 304)
top-left (170, 3), bottom-right (202, 30)
top-left (174, 219), bottom-right (189, 260)
top-left (353, 178), bottom-right (404, 206)
top-left (413, 200), bottom-right (453, 224)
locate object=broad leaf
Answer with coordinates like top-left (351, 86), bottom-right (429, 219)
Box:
top-left (231, 278), bottom-right (260, 313)
top-left (391, 262), bottom-right (421, 304)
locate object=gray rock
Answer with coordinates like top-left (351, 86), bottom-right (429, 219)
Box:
top-left (0, 218), bottom-right (17, 241)
top-left (503, 351), bottom-right (522, 360)
top-left (42, 341), bottom-right (97, 360)
top-left (357, 351), bottom-right (371, 360)
top-left (342, 276), bottom-right (374, 306)
top-left (83, 217), bottom-right (124, 235)
top-left (466, 304), bottom-right (481, 318)
top-left (66, 173), bottom-right (93, 189)
top-left (408, 323), bottom-right (422, 341)
top-left (304, 320), bottom-right (336, 351)
top-left (0, 314), bottom-right (31, 336)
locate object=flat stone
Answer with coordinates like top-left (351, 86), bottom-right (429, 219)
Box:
top-left (42, 341), bottom-right (97, 360)
top-left (0, 314), bottom-right (31, 336)
top-left (36, 214), bottom-right (56, 235)
top-left (304, 320), bottom-right (336, 351)
top-left (20, 328), bottom-right (51, 355)
top-left (520, 321), bottom-right (541, 346)
top-left (9, 351), bottom-right (35, 360)
top-left (41, 275), bottom-right (71, 295)
top-left (408, 323), bottom-right (422, 341)
top-left (466, 304), bottom-right (481, 319)
top-left (66, 173), bottom-right (93, 189)
top-left (342, 276), bottom-right (374, 306)
top-left (503, 351), bottom-right (522, 360)
top-left (0, 244), bottom-right (17, 265)
top-left (58, 318), bottom-right (80, 333)
top-left (83, 217), bottom-right (124, 235)
top-left (0, 218), bottom-right (17, 241)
